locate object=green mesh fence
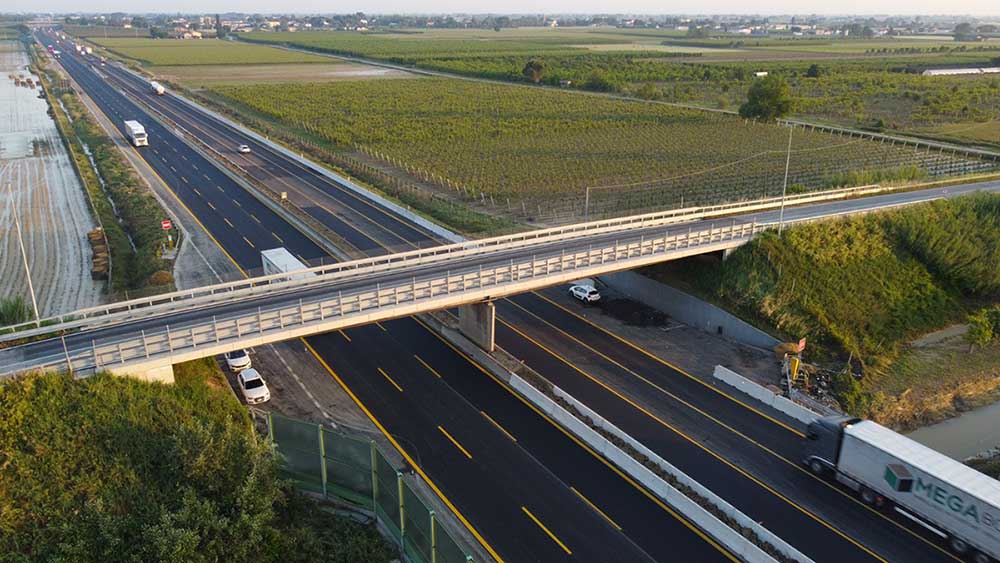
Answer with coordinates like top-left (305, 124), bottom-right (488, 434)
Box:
top-left (267, 413), bottom-right (474, 562)
top-left (403, 482), bottom-right (433, 563)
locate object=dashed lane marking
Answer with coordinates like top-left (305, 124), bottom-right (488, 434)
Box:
top-left (377, 367), bottom-right (403, 393)
top-left (521, 506), bottom-right (571, 555)
top-left (480, 410), bottom-right (517, 442)
top-left (438, 425), bottom-right (473, 459)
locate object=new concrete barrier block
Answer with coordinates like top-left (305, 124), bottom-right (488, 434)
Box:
top-left (712, 366), bottom-right (819, 425)
top-left (509, 375), bottom-right (812, 563)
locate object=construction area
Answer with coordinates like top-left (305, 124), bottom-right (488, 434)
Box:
top-left (0, 40), bottom-right (104, 316)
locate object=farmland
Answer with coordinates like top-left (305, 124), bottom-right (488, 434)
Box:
top-left (242, 29), bottom-right (1000, 145)
top-left (212, 77), bottom-right (996, 220)
top-left (90, 37), bottom-right (329, 66)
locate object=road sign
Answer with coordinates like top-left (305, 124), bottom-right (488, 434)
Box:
top-left (798, 337), bottom-right (807, 352)
top-left (161, 220), bottom-right (172, 230)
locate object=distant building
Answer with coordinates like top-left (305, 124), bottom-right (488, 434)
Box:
top-left (922, 67), bottom-right (1000, 76)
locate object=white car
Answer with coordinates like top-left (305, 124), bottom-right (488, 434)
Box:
top-left (238, 368), bottom-right (271, 405)
top-left (569, 284), bottom-right (601, 303)
top-left (237, 144), bottom-right (251, 154)
top-left (225, 349), bottom-right (252, 371)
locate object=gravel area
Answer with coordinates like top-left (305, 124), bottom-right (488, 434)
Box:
top-left (0, 42), bottom-right (103, 317)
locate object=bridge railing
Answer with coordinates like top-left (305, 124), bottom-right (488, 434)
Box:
top-left (0, 181), bottom-right (890, 342)
top-left (2, 220), bottom-right (768, 377)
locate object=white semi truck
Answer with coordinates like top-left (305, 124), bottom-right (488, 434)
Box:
top-left (261, 247), bottom-right (315, 282)
top-left (123, 120), bottom-right (148, 147)
top-left (150, 81), bottom-right (165, 95)
top-left (804, 416), bottom-right (1000, 563)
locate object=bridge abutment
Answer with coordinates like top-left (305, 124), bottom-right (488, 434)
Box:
top-left (108, 363), bottom-right (176, 384)
top-left (458, 301), bottom-right (496, 353)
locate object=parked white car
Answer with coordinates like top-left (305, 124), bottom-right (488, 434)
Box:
top-left (238, 368), bottom-right (271, 405)
top-left (569, 284), bottom-right (601, 303)
top-left (225, 349), bottom-right (252, 372)
top-left (237, 144), bottom-right (251, 154)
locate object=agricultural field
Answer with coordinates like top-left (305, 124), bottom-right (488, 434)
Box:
top-left (90, 37), bottom-right (329, 66)
top-left (242, 29), bottom-right (1000, 145)
top-left (61, 24), bottom-right (151, 38)
top-left (212, 77), bottom-right (996, 220)
top-left (153, 61), bottom-right (410, 87)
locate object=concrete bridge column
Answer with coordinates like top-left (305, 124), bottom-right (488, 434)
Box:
top-left (458, 301), bottom-right (496, 353)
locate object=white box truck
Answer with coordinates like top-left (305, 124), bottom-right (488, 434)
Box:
top-left (150, 81), bottom-right (165, 95)
top-left (261, 247), bottom-right (314, 282)
top-left (123, 120), bottom-right (148, 147)
top-left (804, 416), bottom-right (1000, 563)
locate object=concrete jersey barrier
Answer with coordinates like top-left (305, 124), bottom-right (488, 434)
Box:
top-left (509, 375), bottom-right (812, 563)
top-left (712, 365), bottom-right (819, 425)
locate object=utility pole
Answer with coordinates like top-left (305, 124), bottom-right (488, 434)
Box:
top-left (7, 183), bottom-right (41, 327)
top-left (778, 125), bottom-right (793, 235)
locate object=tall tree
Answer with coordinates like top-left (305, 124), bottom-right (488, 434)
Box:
top-left (739, 75), bottom-right (793, 121)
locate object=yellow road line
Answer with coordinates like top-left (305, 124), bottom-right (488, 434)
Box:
top-left (411, 317), bottom-right (737, 562)
top-left (206, 201), bottom-right (216, 210)
top-left (250, 213), bottom-right (260, 223)
top-left (521, 506), bottom-right (572, 555)
top-left (438, 425), bottom-right (473, 459)
top-left (272, 232), bottom-right (283, 243)
top-left (375, 321), bottom-right (387, 332)
top-left (301, 340), bottom-right (505, 563)
top-left (377, 367), bottom-right (403, 393)
top-left (570, 486), bottom-right (621, 531)
top-left (169, 165), bottom-right (176, 172)
top-left (532, 292), bottom-right (804, 436)
top-left (193, 187), bottom-right (202, 196)
top-left (480, 410), bottom-right (517, 442)
top-left (500, 317), bottom-right (887, 562)
top-left (234, 199), bottom-right (242, 207)
top-left (180, 176), bottom-right (188, 183)
top-left (338, 330), bottom-right (351, 342)
top-left (223, 217), bottom-right (234, 228)
top-left (243, 236), bottom-right (254, 249)
top-left (414, 355), bottom-right (442, 378)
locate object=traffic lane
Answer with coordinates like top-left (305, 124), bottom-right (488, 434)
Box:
top-left (493, 314), bottom-right (889, 563)
top-left (496, 301), bottom-right (961, 563)
top-left (503, 291), bottom-right (965, 562)
top-left (310, 322), bottom-right (666, 563)
top-left (102, 62), bottom-right (438, 247)
top-left (385, 317), bottom-right (732, 563)
top-left (55, 48), bottom-right (327, 271)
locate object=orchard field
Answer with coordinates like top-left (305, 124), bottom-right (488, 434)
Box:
top-left (91, 37), bottom-right (329, 65)
top-left (213, 77), bottom-right (996, 219)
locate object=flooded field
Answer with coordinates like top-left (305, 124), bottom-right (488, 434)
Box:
top-left (0, 41), bottom-right (104, 317)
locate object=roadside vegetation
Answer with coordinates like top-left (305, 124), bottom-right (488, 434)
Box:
top-left (0, 296), bottom-right (32, 326)
top-left (647, 193), bottom-right (1000, 427)
top-left (211, 77), bottom-right (993, 220)
top-left (0, 367), bottom-right (395, 562)
top-left (35, 52), bottom-right (174, 293)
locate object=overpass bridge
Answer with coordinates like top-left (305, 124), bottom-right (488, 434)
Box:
top-left (3, 175), bottom-right (998, 379)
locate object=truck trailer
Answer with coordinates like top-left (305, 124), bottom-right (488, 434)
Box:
top-left (123, 120), bottom-right (148, 147)
top-left (804, 416), bottom-right (1000, 562)
top-left (261, 247), bottom-right (315, 282)
top-left (150, 81), bottom-right (165, 95)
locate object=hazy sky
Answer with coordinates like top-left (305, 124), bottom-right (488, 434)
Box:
top-left (11, 0), bottom-right (999, 16)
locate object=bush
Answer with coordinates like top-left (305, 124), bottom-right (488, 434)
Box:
top-left (0, 296), bottom-right (32, 326)
top-left (0, 372), bottom-right (394, 562)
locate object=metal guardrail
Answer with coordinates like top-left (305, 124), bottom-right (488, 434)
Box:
top-left (0, 182), bottom-right (890, 341)
top-left (2, 220), bottom-right (768, 376)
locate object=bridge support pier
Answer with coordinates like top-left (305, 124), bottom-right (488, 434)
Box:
top-left (108, 363), bottom-right (175, 384)
top-left (722, 247), bottom-right (737, 261)
top-left (458, 301), bottom-right (496, 353)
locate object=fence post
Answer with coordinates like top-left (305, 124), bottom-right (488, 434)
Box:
top-left (318, 424), bottom-right (327, 498)
top-left (267, 411), bottom-right (274, 445)
top-left (371, 441), bottom-right (378, 511)
top-left (397, 471), bottom-right (406, 550)
top-left (430, 510), bottom-right (438, 563)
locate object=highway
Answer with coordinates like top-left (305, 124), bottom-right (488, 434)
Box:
top-left (48, 31), bottom-right (1000, 562)
top-left (43, 33), bottom-right (733, 562)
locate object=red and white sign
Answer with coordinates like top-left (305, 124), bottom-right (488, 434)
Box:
top-left (161, 220), bottom-right (172, 230)
top-left (798, 337), bottom-right (807, 352)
